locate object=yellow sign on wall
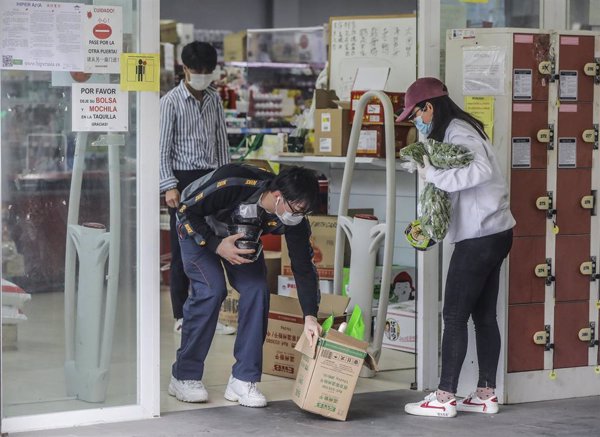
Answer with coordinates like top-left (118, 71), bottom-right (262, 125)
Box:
top-left (464, 96), bottom-right (494, 142)
top-left (120, 53), bottom-right (160, 92)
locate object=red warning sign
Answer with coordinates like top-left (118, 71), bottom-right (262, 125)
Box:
top-left (93, 23), bottom-right (112, 40)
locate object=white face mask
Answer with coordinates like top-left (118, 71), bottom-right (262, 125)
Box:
top-left (187, 73), bottom-right (213, 91)
top-left (275, 196), bottom-right (304, 226)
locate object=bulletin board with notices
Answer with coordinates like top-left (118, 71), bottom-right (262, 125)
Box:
top-left (328, 14), bottom-right (417, 101)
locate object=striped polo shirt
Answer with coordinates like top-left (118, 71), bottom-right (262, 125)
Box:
top-left (159, 81), bottom-right (230, 192)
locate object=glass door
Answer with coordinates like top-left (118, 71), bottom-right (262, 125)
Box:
top-left (1, 0), bottom-right (160, 432)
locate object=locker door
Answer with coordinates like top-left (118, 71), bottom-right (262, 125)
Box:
top-left (512, 33), bottom-right (550, 101)
top-left (554, 301), bottom-right (590, 368)
top-left (507, 304), bottom-right (545, 372)
top-left (509, 236), bottom-right (546, 304)
top-left (511, 102), bottom-right (549, 169)
top-left (555, 168), bottom-right (592, 235)
top-left (510, 170), bottom-right (547, 237)
top-left (558, 34), bottom-right (595, 103)
top-left (555, 234), bottom-right (591, 302)
top-left (557, 103), bottom-right (594, 169)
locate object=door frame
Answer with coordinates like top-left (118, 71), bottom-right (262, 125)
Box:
top-left (1, 0), bottom-right (161, 432)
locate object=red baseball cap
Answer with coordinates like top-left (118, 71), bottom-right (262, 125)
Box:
top-left (395, 77), bottom-right (449, 122)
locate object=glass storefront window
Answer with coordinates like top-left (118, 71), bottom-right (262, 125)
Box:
top-left (569, 0), bottom-right (600, 30)
top-left (1, 0), bottom-right (139, 418)
top-left (439, 0), bottom-right (541, 78)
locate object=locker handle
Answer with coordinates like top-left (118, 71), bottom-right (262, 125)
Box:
top-left (582, 129), bottom-right (595, 143)
top-left (535, 263), bottom-right (549, 278)
top-left (581, 195), bottom-right (594, 209)
top-left (578, 327), bottom-right (592, 341)
top-left (532, 330), bottom-right (548, 345)
top-left (536, 196), bottom-right (550, 210)
top-left (580, 261), bottom-right (594, 275)
top-left (537, 129), bottom-right (551, 143)
top-left (584, 62), bottom-right (598, 77)
top-left (538, 61), bottom-right (552, 75)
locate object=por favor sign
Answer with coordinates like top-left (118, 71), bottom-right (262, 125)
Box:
top-left (72, 84), bottom-right (128, 132)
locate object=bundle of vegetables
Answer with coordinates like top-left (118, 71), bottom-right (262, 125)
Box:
top-left (399, 139), bottom-right (474, 243)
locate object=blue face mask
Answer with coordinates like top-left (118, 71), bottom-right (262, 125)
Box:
top-left (414, 115), bottom-right (432, 136)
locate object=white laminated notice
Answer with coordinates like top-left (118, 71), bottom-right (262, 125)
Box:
top-left (463, 47), bottom-right (506, 95)
top-left (358, 130), bottom-right (378, 151)
top-left (72, 83), bottom-right (128, 132)
top-left (559, 71), bottom-right (578, 101)
top-left (512, 137), bottom-right (531, 168)
top-left (558, 138), bottom-right (577, 168)
top-left (319, 137), bottom-right (332, 153)
top-left (513, 69), bottom-right (532, 100)
top-left (367, 104), bottom-right (381, 114)
top-left (320, 113), bottom-right (331, 132)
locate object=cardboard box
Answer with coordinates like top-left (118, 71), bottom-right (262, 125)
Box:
top-left (314, 108), bottom-right (351, 156)
top-left (313, 89), bottom-right (351, 157)
top-left (357, 124), bottom-right (417, 158)
top-left (218, 287), bottom-right (239, 328)
top-left (277, 275), bottom-right (333, 296)
top-left (382, 302), bottom-right (416, 353)
top-left (224, 31), bottom-right (247, 61)
top-left (264, 250), bottom-right (281, 294)
top-left (292, 329), bottom-right (376, 421)
top-left (342, 266), bottom-right (416, 307)
top-left (160, 20), bottom-right (179, 44)
top-left (263, 293), bottom-right (349, 379)
top-left (281, 215), bottom-right (337, 279)
top-left (350, 91), bottom-right (405, 124)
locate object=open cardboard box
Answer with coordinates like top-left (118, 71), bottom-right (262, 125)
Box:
top-left (292, 329), bottom-right (377, 421)
top-left (263, 293), bottom-right (349, 379)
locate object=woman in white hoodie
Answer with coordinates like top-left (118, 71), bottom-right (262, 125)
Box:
top-left (398, 77), bottom-right (515, 418)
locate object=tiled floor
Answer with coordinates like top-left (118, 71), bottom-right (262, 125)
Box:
top-left (3, 287), bottom-right (416, 418)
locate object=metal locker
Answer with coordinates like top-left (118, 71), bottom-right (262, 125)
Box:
top-left (554, 301), bottom-right (590, 369)
top-left (511, 102), bottom-right (549, 170)
top-left (509, 236), bottom-right (546, 304)
top-left (555, 234), bottom-right (592, 302)
top-left (556, 102), bottom-right (594, 169)
top-left (510, 170), bottom-right (547, 237)
top-left (512, 33), bottom-right (551, 102)
top-left (507, 304), bottom-right (545, 373)
top-left (558, 34), bottom-right (595, 103)
top-left (555, 168), bottom-right (593, 235)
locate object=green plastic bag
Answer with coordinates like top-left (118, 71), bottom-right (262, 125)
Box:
top-left (321, 314), bottom-right (334, 334)
top-left (345, 305), bottom-right (365, 341)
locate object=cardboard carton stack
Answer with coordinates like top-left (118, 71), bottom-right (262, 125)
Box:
top-left (263, 293), bottom-right (349, 379)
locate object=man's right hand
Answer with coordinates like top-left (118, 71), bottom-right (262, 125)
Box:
top-left (216, 233), bottom-right (254, 265)
top-left (165, 188), bottom-right (180, 208)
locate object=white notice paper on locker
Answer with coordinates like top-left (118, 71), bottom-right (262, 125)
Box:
top-left (513, 69), bottom-right (532, 100)
top-left (512, 137), bottom-right (531, 168)
top-left (558, 138), bottom-right (577, 168)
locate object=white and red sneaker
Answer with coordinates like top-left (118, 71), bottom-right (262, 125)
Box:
top-left (405, 392), bottom-right (457, 418)
top-left (457, 393), bottom-right (499, 414)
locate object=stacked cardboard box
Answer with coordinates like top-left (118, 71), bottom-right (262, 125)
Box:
top-left (263, 293), bottom-right (349, 379)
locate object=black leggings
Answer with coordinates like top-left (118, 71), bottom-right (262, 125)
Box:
top-left (438, 228), bottom-right (513, 394)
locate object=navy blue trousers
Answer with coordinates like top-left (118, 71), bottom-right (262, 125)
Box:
top-left (172, 232), bottom-right (270, 382)
top-left (438, 228), bottom-right (513, 394)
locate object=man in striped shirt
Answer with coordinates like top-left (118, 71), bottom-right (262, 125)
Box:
top-left (160, 41), bottom-right (230, 335)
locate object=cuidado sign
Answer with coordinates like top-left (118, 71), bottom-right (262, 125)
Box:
top-left (83, 5), bottom-right (122, 74)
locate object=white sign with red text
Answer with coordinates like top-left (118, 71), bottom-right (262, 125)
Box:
top-left (83, 5), bottom-right (122, 73)
top-left (72, 84), bottom-right (128, 132)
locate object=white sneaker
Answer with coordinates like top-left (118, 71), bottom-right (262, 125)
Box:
top-left (224, 375), bottom-right (267, 408)
top-left (457, 393), bottom-right (499, 414)
top-left (215, 321), bottom-right (236, 335)
top-left (174, 318), bottom-right (183, 335)
top-left (168, 375), bottom-right (208, 403)
top-left (405, 392), bottom-right (457, 418)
